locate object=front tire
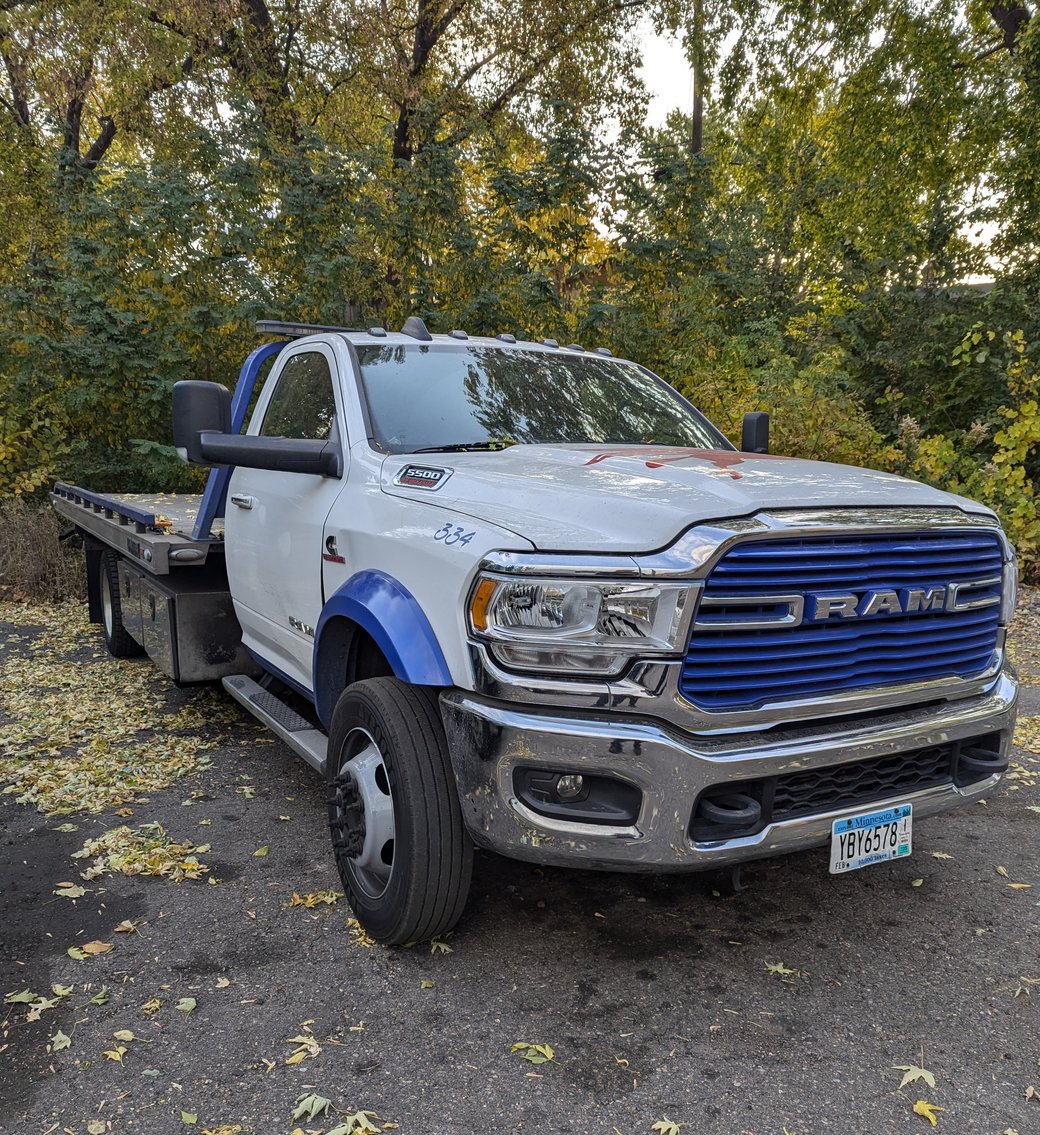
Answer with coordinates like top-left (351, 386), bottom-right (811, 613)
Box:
top-left (100, 551), bottom-right (143, 658)
top-left (326, 677), bottom-right (473, 945)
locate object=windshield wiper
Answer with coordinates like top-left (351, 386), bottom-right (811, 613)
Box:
top-left (411, 441), bottom-right (513, 453)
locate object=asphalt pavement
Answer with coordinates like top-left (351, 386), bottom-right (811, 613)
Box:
top-left (2, 599), bottom-right (1039, 1135)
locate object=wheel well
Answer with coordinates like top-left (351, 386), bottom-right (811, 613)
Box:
top-left (352, 627), bottom-right (395, 683)
top-left (314, 616), bottom-right (394, 726)
top-left (83, 537), bottom-right (105, 624)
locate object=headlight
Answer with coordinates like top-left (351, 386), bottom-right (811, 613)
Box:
top-left (469, 576), bottom-right (690, 675)
top-left (1001, 555), bottom-right (1019, 625)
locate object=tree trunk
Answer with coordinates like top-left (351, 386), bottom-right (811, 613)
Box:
top-left (690, 0), bottom-right (704, 156)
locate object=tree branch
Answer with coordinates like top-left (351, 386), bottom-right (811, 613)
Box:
top-left (990, 0), bottom-right (1031, 51)
top-left (957, 39), bottom-right (1010, 68)
top-left (1, 45), bottom-right (30, 126)
top-left (83, 116), bottom-right (116, 167)
top-left (430, 0), bottom-right (468, 47)
top-left (447, 45), bottom-right (507, 93)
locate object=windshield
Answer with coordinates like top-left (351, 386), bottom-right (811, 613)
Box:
top-left (355, 344), bottom-right (729, 454)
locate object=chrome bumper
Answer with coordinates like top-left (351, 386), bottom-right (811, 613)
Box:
top-left (439, 671), bottom-right (1018, 872)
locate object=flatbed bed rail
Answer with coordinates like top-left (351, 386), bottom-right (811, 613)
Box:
top-left (53, 482), bottom-right (168, 533)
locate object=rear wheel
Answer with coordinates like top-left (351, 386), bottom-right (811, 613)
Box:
top-left (100, 551), bottom-right (143, 658)
top-left (326, 677), bottom-right (472, 945)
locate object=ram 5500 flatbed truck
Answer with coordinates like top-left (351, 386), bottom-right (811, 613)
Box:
top-left (52, 317), bottom-right (1020, 944)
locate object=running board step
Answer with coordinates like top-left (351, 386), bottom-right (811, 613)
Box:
top-left (222, 674), bottom-right (327, 774)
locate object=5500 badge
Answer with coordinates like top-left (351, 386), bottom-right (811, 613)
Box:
top-left (434, 522), bottom-right (475, 547)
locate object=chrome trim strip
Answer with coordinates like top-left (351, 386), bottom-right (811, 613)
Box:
top-left (947, 577), bottom-right (1002, 611)
top-left (672, 650), bottom-right (1007, 734)
top-left (694, 593), bottom-right (804, 631)
top-left (471, 642), bottom-right (1009, 735)
top-left (480, 549), bottom-right (641, 578)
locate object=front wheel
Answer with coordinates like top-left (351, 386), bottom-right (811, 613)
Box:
top-left (326, 677), bottom-right (473, 945)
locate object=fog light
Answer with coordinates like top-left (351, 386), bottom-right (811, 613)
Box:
top-left (556, 774), bottom-right (584, 798)
top-left (512, 767), bottom-right (642, 824)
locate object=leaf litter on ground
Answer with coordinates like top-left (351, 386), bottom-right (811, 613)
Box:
top-left (72, 822), bottom-right (210, 882)
top-left (0, 601), bottom-right (244, 815)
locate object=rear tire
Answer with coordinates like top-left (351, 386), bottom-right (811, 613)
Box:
top-left (100, 551), bottom-right (143, 658)
top-left (326, 677), bottom-right (472, 945)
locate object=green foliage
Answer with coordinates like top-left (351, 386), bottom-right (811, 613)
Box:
top-left (0, 0), bottom-right (1039, 581)
top-left (892, 327), bottom-right (1040, 575)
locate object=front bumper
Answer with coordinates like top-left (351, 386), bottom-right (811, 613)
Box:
top-left (440, 671), bottom-right (1018, 871)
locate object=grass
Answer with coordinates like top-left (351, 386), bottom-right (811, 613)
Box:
top-left (0, 497), bottom-right (85, 602)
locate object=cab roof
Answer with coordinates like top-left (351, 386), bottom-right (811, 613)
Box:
top-left (255, 318), bottom-right (620, 361)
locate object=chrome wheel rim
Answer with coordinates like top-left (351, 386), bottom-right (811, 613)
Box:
top-left (331, 728), bottom-right (395, 900)
top-left (101, 572), bottom-right (114, 638)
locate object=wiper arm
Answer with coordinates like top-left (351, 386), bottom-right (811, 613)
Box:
top-left (411, 441), bottom-right (511, 453)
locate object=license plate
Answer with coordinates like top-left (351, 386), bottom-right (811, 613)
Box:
top-left (829, 804), bottom-right (912, 874)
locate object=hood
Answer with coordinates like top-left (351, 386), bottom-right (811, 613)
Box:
top-left (381, 444), bottom-right (993, 552)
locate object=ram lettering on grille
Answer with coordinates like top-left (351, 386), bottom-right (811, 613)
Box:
top-left (681, 531), bottom-right (1004, 711)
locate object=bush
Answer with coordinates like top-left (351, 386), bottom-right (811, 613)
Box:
top-left (0, 498), bottom-right (85, 603)
top-left (889, 328), bottom-right (1040, 581)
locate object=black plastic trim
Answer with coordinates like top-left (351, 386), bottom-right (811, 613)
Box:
top-left (690, 732), bottom-right (1005, 842)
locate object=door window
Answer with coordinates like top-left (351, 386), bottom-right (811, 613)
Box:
top-left (260, 351), bottom-right (337, 440)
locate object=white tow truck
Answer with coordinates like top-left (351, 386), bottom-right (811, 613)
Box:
top-left (52, 318), bottom-right (1020, 943)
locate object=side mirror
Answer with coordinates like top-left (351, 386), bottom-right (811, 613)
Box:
top-left (173, 381), bottom-right (232, 463)
top-left (741, 411), bottom-right (770, 454)
top-left (171, 379), bottom-right (342, 478)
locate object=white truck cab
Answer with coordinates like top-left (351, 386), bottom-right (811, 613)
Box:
top-left (54, 318), bottom-right (1020, 944)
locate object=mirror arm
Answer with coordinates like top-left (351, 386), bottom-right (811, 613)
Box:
top-left (196, 433), bottom-right (342, 477)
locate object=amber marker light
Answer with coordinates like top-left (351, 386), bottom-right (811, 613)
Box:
top-left (470, 578), bottom-right (497, 631)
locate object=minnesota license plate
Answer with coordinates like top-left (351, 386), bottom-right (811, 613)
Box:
top-left (829, 804), bottom-right (912, 874)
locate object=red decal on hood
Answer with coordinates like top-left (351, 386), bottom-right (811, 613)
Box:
top-left (584, 447), bottom-right (754, 480)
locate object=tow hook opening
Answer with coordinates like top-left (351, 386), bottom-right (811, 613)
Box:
top-left (696, 792), bottom-right (763, 832)
top-left (953, 734), bottom-right (1006, 786)
top-left (513, 767), bottom-right (642, 825)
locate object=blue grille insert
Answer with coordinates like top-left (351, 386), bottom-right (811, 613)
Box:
top-left (681, 530), bottom-right (1003, 710)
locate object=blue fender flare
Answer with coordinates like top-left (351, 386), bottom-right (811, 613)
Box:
top-left (313, 570), bottom-right (453, 727)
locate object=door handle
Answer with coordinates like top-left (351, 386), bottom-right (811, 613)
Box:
top-left (230, 494), bottom-right (256, 510)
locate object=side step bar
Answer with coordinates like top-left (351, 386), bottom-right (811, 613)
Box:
top-left (222, 674), bottom-right (328, 774)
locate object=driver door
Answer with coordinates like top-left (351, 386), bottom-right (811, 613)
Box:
top-left (224, 343), bottom-right (347, 690)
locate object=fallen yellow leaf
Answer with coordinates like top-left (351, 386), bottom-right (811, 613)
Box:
top-left (895, 1063), bottom-right (936, 1090)
top-left (913, 1099), bottom-right (944, 1127)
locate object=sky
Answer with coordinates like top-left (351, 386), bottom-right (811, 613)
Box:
top-left (638, 27), bottom-right (692, 127)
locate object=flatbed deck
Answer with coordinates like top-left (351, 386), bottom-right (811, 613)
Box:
top-left (99, 493), bottom-right (224, 539)
top-left (51, 484), bottom-right (223, 574)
